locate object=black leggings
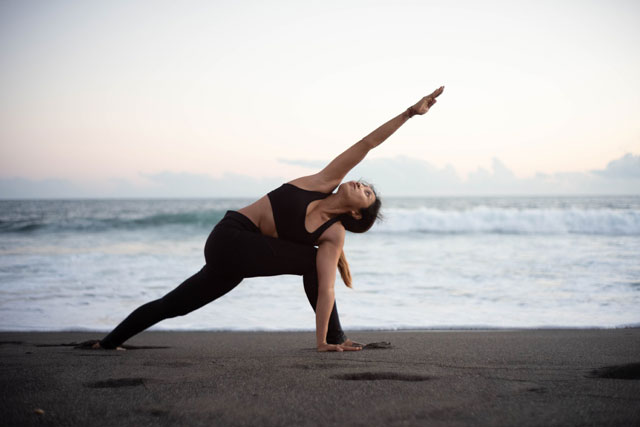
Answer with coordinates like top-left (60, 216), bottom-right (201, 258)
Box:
top-left (99, 210), bottom-right (346, 348)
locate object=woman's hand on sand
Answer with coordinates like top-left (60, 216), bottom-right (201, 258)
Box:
top-left (341, 338), bottom-right (364, 347)
top-left (317, 342), bottom-right (362, 352)
top-left (411, 86), bottom-right (445, 115)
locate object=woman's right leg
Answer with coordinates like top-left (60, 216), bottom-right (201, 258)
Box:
top-left (99, 265), bottom-right (241, 349)
top-left (302, 271), bottom-right (347, 345)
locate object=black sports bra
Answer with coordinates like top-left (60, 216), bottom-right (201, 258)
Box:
top-left (267, 183), bottom-right (342, 246)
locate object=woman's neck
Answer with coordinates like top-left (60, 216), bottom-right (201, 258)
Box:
top-left (315, 193), bottom-right (351, 220)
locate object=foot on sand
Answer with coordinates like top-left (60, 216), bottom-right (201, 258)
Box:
top-left (75, 340), bottom-right (125, 351)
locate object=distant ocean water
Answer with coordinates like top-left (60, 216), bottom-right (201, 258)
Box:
top-left (1, 196), bottom-right (639, 332)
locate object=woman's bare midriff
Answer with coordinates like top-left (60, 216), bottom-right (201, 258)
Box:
top-left (237, 196), bottom-right (279, 238)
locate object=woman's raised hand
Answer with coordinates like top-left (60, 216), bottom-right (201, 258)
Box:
top-left (411, 86), bottom-right (445, 115)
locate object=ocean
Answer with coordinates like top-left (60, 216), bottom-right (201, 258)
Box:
top-left (1, 196), bottom-right (639, 332)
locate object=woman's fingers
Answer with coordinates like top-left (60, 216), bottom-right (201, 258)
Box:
top-left (339, 344), bottom-right (362, 351)
top-left (421, 87), bottom-right (443, 105)
top-left (429, 86), bottom-right (445, 98)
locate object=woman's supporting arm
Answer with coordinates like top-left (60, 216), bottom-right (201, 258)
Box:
top-left (314, 225), bottom-right (359, 352)
top-left (315, 233), bottom-right (342, 349)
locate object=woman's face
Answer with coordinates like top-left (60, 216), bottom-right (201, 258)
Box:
top-left (340, 180), bottom-right (376, 211)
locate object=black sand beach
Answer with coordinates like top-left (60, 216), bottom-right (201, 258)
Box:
top-left (1, 329), bottom-right (639, 426)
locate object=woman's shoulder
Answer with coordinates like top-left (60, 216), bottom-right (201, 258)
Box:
top-left (317, 219), bottom-right (346, 247)
top-left (287, 174), bottom-right (339, 194)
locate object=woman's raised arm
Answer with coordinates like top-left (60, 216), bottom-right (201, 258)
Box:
top-left (297, 86), bottom-right (444, 192)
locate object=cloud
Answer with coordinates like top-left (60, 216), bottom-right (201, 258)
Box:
top-left (340, 156), bottom-right (461, 195)
top-left (1, 153), bottom-right (639, 198)
top-left (282, 153), bottom-right (640, 196)
top-left (592, 153), bottom-right (640, 178)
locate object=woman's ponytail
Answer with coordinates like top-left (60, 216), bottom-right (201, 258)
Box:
top-left (337, 249), bottom-right (352, 288)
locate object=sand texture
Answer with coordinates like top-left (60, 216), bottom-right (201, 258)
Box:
top-left (1, 329), bottom-right (640, 426)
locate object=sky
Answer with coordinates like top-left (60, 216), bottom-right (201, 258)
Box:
top-left (1, 0), bottom-right (639, 197)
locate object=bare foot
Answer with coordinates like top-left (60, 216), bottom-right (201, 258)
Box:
top-left (90, 341), bottom-right (125, 351)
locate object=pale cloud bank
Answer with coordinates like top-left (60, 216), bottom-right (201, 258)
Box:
top-left (1, 154), bottom-right (638, 199)
top-left (342, 153), bottom-right (640, 196)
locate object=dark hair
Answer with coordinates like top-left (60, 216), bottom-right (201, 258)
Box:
top-left (339, 181), bottom-right (383, 233)
top-left (336, 182), bottom-right (382, 288)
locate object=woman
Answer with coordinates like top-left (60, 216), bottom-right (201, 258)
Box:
top-left (91, 86), bottom-right (444, 352)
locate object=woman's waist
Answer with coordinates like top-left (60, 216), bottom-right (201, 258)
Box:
top-left (235, 197), bottom-right (279, 238)
top-left (215, 211), bottom-right (317, 246)
top-left (216, 210), bottom-right (260, 233)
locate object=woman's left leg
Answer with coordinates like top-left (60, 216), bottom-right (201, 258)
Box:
top-left (99, 265), bottom-right (241, 349)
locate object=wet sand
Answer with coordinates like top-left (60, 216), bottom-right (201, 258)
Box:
top-left (1, 329), bottom-right (639, 426)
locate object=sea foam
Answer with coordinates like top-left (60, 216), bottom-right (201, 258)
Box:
top-left (374, 207), bottom-right (640, 235)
